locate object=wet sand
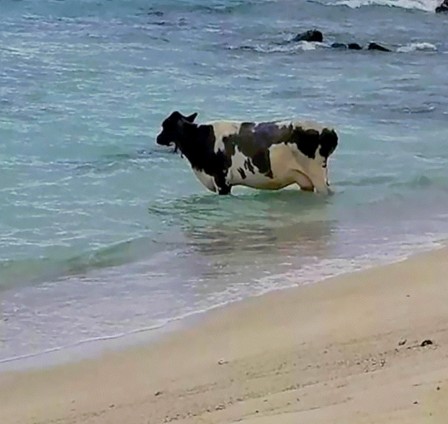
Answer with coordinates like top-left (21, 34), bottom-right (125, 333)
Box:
top-left (1, 246), bottom-right (447, 424)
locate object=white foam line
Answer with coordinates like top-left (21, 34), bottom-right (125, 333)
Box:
top-left (1, 236), bottom-right (445, 370)
top-left (333, 0), bottom-right (437, 12)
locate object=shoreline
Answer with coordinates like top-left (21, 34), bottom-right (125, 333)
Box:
top-left (1, 245), bottom-right (448, 423)
top-left (1, 238), bottom-right (445, 373)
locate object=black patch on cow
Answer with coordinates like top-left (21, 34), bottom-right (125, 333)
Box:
top-left (223, 122), bottom-right (283, 178)
top-left (293, 128), bottom-right (321, 159)
top-left (214, 172), bottom-right (231, 195)
top-left (238, 168), bottom-right (246, 179)
top-left (165, 122), bottom-right (233, 194)
top-left (215, 179), bottom-right (232, 195)
top-left (319, 128), bottom-right (338, 158)
top-left (244, 158), bottom-right (255, 174)
top-left (252, 151), bottom-right (273, 178)
top-left (223, 136), bottom-right (235, 157)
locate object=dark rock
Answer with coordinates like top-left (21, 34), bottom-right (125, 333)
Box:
top-left (331, 42), bottom-right (362, 50)
top-left (348, 43), bottom-right (362, 50)
top-left (367, 42), bottom-right (391, 52)
top-left (331, 42), bottom-right (347, 49)
top-left (436, 0), bottom-right (448, 13)
top-left (420, 339), bottom-right (433, 347)
top-left (398, 339), bottom-right (407, 346)
top-left (293, 29), bottom-right (323, 42)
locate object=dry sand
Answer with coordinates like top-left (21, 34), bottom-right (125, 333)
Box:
top-left (1, 246), bottom-right (448, 424)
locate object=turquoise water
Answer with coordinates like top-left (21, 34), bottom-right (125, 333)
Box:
top-left (1, 0), bottom-right (447, 364)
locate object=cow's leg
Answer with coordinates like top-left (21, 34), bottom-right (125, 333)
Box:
top-left (218, 185), bottom-right (232, 195)
top-left (309, 173), bottom-right (332, 195)
top-left (294, 171), bottom-right (314, 192)
top-left (314, 182), bottom-right (331, 195)
top-left (305, 165), bottom-right (333, 195)
top-left (295, 171), bottom-right (333, 195)
top-left (215, 174), bottom-right (232, 195)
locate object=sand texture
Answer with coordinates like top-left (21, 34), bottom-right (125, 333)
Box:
top-left (1, 247), bottom-right (447, 424)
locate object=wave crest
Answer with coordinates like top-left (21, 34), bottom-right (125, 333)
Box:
top-left (333, 0), bottom-right (437, 12)
top-left (227, 40), bottom-right (320, 53)
top-left (397, 42), bottom-right (437, 52)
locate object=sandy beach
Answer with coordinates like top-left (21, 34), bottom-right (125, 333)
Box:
top-left (1, 246), bottom-right (448, 424)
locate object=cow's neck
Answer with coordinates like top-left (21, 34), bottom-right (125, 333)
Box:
top-left (176, 124), bottom-right (214, 172)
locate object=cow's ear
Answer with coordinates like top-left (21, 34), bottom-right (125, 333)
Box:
top-left (186, 112), bottom-right (198, 123)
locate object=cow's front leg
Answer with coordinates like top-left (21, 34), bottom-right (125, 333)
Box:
top-left (218, 185), bottom-right (232, 195)
top-left (214, 174), bottom-right (232, 195)
top-left (294, 171), bottom-right (314, 192)
top-left (300, 186), bottom-right (314, 192)
top-left (306, 166), bottom-right (333, 195)
top-left (313, 182), bottom-right (330, 195)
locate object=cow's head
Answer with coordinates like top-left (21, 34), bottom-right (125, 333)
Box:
top-left (156, 111), bottom-right (198, 148)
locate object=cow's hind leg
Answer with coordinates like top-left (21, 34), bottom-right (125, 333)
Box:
top-left (294, 172), bottom-right (314, 192)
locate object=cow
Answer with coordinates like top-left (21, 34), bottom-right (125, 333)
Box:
top-left (156, 111), bottom-right (338, 195)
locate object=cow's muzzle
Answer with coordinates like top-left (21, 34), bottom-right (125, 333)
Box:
top-left (156, 134), bottom-right (171, 146)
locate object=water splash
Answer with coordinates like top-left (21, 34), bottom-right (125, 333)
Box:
top-left (397, 42), bottom-right (437, 52)
top-left (333, 0), bottom-right (437, 11)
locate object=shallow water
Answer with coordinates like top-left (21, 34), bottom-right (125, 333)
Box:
top-left (1, 0), bottom-right (447, 364)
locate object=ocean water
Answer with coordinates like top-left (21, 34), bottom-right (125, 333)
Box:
top-left (1, 0), bottom-right (447, 366)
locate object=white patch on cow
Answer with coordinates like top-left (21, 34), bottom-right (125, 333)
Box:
top-left (208, 121), bottom-right (242, 153)
top-left (228, 145), bottom-right (314, 191)
top-left (269, 144), bottom-right (314, 190)
top-left (192, 169), bottom-right (217, 193)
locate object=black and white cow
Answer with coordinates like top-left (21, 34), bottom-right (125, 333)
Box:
top-left (156, 111), bottom-right (338, 195)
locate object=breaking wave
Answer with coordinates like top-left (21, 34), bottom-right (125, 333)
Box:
top-left (397, 42), bottom-right (437, 52)
top-left (333, 0), bottom-right (438, 12)
top-left (0, 236), bottom-right (162, 290)
top-left (226, 40), bottom-right (320, 53)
